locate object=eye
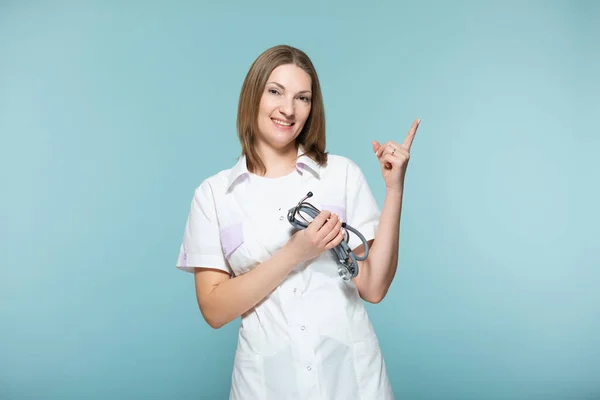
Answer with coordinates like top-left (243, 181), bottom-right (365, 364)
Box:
top-left (268, 88), bottom-right (280, 95)
top-left (298, 96), bottom-right (311, 103)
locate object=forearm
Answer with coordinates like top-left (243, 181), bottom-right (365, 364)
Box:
top-left (362, 189), bottom-right (403, 301)
top-left (201, 243), bottom-right (302, 328)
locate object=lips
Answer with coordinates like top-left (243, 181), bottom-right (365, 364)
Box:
top-left (271, 118), bottom-right (294, 127)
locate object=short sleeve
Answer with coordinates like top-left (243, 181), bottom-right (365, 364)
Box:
top-left (345, 160), bottom-right (381, 252)
top-left (175, 180), bottom-right (232, 275)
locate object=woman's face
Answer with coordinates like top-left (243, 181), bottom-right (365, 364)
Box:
top-left (256, 63), bottom-right (312, 151)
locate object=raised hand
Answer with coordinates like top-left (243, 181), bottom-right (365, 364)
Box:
top-left (372, 118), bottom-right (420, 194)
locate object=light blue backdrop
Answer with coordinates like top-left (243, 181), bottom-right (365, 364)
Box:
top-left (1, 1), bottom-right (598, 399)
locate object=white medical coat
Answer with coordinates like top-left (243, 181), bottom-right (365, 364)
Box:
top-left (176, 147), bottom-right (394, 399)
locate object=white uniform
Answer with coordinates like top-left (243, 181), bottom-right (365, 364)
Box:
top-left (176, 147), bottom-right (394, 399)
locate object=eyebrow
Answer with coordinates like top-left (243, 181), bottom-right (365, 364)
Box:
top-left (267, 81), bottom-right (312, 95)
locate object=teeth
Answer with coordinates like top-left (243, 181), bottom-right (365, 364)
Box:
top-left (273, 118), bottom-right (292, 126)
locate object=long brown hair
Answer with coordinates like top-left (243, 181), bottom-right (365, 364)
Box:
top-left (236, 45), bottom-right (327, 175)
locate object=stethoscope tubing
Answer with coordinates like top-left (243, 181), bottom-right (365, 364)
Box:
top-left (287, 192), bottom-right (370, 281)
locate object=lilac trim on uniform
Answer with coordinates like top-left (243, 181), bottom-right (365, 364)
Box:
top-left (321, 204), bottom-right (346, 222)
top-left (220, 223), bottom-right (244, 258)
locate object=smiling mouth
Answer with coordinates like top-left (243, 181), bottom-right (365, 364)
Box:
top-left (272, 118), bottom-right (295, 127)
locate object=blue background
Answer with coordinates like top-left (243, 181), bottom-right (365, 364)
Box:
top-left (1, 1), bottom-right (599, 399)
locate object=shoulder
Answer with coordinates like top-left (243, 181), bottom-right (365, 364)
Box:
top-left (191, 166), bottom-right (234, 200)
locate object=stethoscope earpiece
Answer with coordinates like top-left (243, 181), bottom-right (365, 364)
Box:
top-left (288, 191), bottom-right (370, 281)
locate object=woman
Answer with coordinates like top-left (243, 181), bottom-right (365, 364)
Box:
top-left (176, 44), bottom-right (419, 399)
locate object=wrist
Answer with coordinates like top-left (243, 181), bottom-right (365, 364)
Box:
top-left (282, 239), bottom-right (305, 268)
top-left (385, 186), bottom-right (404, 198)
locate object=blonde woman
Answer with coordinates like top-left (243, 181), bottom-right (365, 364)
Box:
top-left (176, 44), bottom-right (419, 399)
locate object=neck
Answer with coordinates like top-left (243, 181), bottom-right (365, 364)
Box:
top-left (255, 142), bottom-right (298, 178)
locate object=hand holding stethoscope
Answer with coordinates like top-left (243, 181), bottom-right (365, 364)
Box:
top-left (372, 118), bottom-right (420, 194)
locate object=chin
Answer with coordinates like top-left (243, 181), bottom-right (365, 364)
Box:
top-left (258, 122), bottom-right (302, 149)
top-left (268, 134), bottom-right (298, 150)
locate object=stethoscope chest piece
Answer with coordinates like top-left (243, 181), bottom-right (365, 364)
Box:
top-left (338, 265), bottom-right (353, 282)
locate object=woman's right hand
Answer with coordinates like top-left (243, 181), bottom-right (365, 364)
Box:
top-left (287, 210), bottom-right (345, 264)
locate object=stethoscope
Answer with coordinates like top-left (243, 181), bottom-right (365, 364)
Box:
top-left (287, 191), bottom-right (370, 281)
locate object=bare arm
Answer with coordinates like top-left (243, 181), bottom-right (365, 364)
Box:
top-left (353, 118), bottom-right (420, 303)
top-left (194, 211), bottom-right (344, 329)
top-left (353, 191), bottom-right (402, 303)
top-left (194, 243), bottom-right (301, 329)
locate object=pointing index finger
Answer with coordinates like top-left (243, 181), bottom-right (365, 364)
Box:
top-left (403, 118), bottom-right (420, 150)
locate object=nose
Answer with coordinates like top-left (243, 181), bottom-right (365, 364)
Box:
top-left (279, 96), bottom-right (294, 117)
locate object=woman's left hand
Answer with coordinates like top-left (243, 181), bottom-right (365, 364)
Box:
top-left (372, 118), bottom-right (420, 195)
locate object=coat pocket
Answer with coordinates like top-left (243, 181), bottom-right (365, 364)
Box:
top-left (230, 327), bottom-right (264, 399)
top-left (220, 222), bottom-right (244, 259)
top-left (320, 203), bottom-right (346, 223)
top-left (230, 351), bottom-right (264, 400)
